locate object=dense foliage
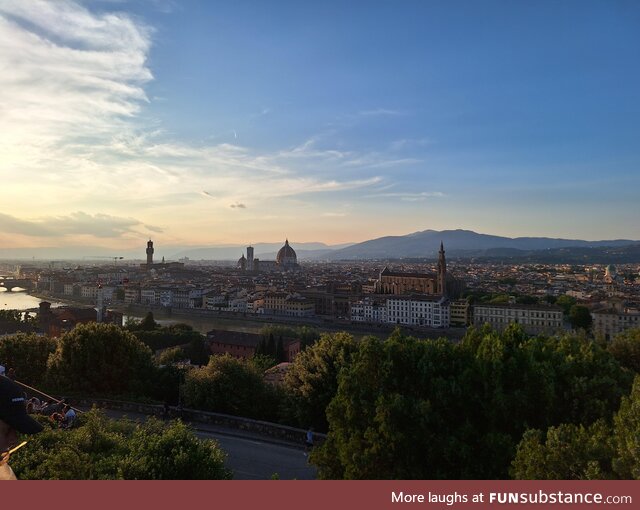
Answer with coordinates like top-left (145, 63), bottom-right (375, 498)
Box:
top-left (47, 322), bottom-right (155, 395)
top-left (182, 354), bottom-right (282, 421)
top-left (282, 332), bottom-right (359, 431)
top-left (511, 375), bottom-right (640, 480)
top-left (0, 333), bottom-right (56, 385)
top-left (10, 410), bottom-right (232, 480)
top-left (312, 325), bottom-right (631, 479)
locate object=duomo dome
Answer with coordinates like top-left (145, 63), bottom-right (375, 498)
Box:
top-left (276, 239), bottom-right (297, 267)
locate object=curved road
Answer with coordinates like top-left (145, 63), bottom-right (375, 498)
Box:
top-left (90, 407), bottom-right (317, 480)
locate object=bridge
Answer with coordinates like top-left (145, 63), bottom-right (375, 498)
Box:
top-left (0, 278), bottom-right (34, 291)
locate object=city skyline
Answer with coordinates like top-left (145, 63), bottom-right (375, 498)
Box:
top-left (1, 0), bottom-right (639, 251)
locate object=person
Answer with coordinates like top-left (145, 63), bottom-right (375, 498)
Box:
top-left (62, 405), bottom-right (76, 429)
top-left (304, 427), bottom-right (314, 457)
top-left (0, 376), bottom-right (43, 480)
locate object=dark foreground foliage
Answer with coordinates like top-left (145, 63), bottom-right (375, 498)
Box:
top-left (11, 409), bottom-right (232, 480)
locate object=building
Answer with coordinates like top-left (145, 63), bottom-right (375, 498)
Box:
top-left (450, 299), bottom-right (471, 327)
top-left (473, 303), bottom-right (563, 335)
top-left (350, 294), bottom-right (450, 328)
top-left (350, 296), bottom-right (388, 323)
top-left (592, 309), bottom-right (640, 341)
top-left (375, 242), bottom-right (447, 296)
top-left (238, 239), bottom-right (299, 272)
top-left (140, 239), bottom-right (184, 271)
top-left (386, 295), bottom-right (450, 327)
top-left (263, 291), bottom-right (314, 317)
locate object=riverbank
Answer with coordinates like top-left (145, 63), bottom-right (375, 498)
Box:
top-left (25, 291), bottom-right (465, 340)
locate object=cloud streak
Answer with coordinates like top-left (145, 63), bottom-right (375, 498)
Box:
top-left (0, 211), bottom-right (161, 239)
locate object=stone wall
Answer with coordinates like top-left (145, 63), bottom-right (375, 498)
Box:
top-left (74, 397), bottom-right (326, 446)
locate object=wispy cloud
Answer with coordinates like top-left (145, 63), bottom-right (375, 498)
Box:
top-left (358, 108), bottom-right (403, 117)
top-left (365, 191), bottom-right (446, 201)
top-left (0, 1), bottom-right (431, 245)
top-left (0, 211), bottom-right (160, 239)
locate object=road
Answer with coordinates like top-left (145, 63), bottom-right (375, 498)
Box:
top-left (89, 407), bottom-right (317, 480)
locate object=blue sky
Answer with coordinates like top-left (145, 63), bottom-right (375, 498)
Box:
top-left (0, 0), bottom-right (638, 250)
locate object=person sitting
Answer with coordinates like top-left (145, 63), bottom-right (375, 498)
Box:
top-left (62, 405), bottom-right (76, 429)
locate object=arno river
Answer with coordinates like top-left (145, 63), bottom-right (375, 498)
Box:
top-left (0, 289), bottom-right (63, 311)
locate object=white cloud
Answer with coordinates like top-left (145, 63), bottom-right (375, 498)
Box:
top-left (0, 211), bottom-right (160, 239)
top-left (365, 191), bottom-right (446, 201)
top-left (0, 1), bottom-right (426, 244)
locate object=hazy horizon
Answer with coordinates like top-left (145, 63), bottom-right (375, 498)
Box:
top-left (1, 1), bottom-right (638, 250)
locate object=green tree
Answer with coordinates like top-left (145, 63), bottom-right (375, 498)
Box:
top-left (11, 410), bottom-right (232, 480)
top-left (569, 305), bottom-right (592, 330)
top-left (556, 295), bottom-right (577, 315)
top-left (156, 346), bottom-right (187, 366)
top-left (182, 354), bottom-right (281, 421)
top-left (608, 329), bottom-right (640, 373)
top-left (283, 331), bottom-right (360, 432)
top-left (47, 323), bottom-right (155, 395)
top-left (612, 375), bottom-right (640, 479)
top-left (313, 326), bottom-right (630, 479)
top-left (0, 333), bottom-right (56, 386)
top-left (510, 421), bottom-right (614, 479)
top-left (139, 311), bottom-right (159, 331)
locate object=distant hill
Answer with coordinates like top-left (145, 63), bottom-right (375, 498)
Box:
top-left (168, 242), bottom-right (352, 261)
top-left (324, 229), bottom-right (639, 260)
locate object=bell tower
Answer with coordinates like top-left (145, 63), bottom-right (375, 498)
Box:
top-left (437, 241), bottom-right (447, 296)
top-left (146, 239), bottom-right (154, 267)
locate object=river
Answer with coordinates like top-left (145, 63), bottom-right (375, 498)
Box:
top-left (0, 288), bottom-right (64, 311)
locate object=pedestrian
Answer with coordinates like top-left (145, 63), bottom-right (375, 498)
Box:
top-left (304, 427), bottom-right (314, 457)
top-left (0, 376), bottom-right (43, 480)
top-left (7, 368), bottom-right (15, 381)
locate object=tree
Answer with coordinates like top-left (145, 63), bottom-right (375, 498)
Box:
top-left (140, 311), bottom-right (159, 331)
top-left (0, 333), bottom-right (56, 386)
top-left (608, 329), bottom-right (640, 373)
top-left (569, 305), bottom-right (592, 330)
top-left (556, 295), bottom-right (577, 315)
top-left (10, 410), bottom-right (232, 480)
top-left (313, 327), bottom-right (630, 479)
top-left (283, 332), bottom-right (360, 432)
top-left (47, 323), bottom-right (155, 395)
top-left (612, 375), bottom-right (640, 479)
top-left (182, 354), bottom-right (281, 421)
top-left (156, 346), bottom-right (187, 366)
top-left (510, 421), bottom-right (614, 479)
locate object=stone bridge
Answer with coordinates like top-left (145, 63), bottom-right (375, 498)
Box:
top-left (0, 278), bottom-right (34, 291)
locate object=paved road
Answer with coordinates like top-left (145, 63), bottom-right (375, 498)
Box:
top-left (87, 407), bottom-right (317, 480)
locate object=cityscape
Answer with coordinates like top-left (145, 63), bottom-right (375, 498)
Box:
top-left (1, 0), bottom-right (640, 491)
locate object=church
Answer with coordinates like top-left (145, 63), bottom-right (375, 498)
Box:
top-left (238, 239), bottom-right (299, 272)
top-left (375, 242), bottom-right (447, 296)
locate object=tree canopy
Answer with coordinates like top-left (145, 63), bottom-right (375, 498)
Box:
top-left (10, 410), bottom-right (232, 480)
top-left (47, 322), bottom-right (155, 395)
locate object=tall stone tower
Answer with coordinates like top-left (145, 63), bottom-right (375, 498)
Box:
top-left (247, 246), bottom-right (254, 271)
top-left (437, 241), bottom-right (447, 296)
top-left (146, 239), bottom-right (154, 267)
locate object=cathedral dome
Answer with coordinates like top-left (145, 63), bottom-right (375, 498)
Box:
top-left (276, 239), bottom-right (297, 266)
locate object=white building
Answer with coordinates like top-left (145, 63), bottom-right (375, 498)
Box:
top-left (350, 295), bottom-right (450, 328)
top-left (473, 303), bottom-right (563, 335)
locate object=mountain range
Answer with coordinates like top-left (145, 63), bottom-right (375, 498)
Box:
top-left (321, 229), bottom-right (639, 260)
top-left (0, 230), bottom-right (638, 262)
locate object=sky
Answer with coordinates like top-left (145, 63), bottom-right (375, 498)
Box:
top-left (0, 0), bottom-right (639, 253)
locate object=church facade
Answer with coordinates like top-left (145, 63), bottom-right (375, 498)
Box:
top-left (375, 242), bottom-right (447, 296)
